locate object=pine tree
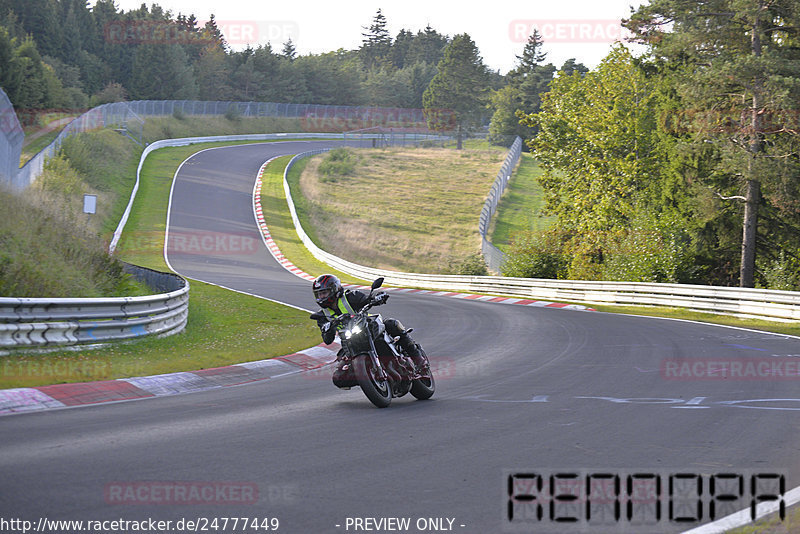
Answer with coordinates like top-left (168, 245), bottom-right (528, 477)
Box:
top-left (422, 33), bottom-right (489, 148)
top-left (202, 14), bottom-right (226, 51)
top-left (281, 37), bottom-right (296, 61)
top-left (360, 9), bottom-right (392, 70)
top-left (391, 29), bottom-right (413, 69)
top-left (488, 30), bottom-right (555, 146)
top-left (407, 25), bottom-right (448, 66)
top-left (130, 43), bottom-right (198, 99)
top-left (558, 59), bottom-right (588, 77)
top-left (625, 0), bottom-right (800, 287)
top-left (0, 26), bottom-right (18, 96)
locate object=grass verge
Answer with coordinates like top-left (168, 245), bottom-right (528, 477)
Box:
top-left (489, 152), bottom-right (554, 248)
top-left (722, 505), bottom-right (800, 534)
top-left (0, 140), bottom-right (325, 389)
top-left (259, 155), bottom-right (371, 286)
top-left (289, 144), bottom-right (506, 273)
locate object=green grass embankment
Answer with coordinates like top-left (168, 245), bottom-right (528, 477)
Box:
top-left (288, 143), bottom-right (506, 273)
top-left (0, 135), bottom-right (331, 389)
top-left (489, 152), bottom-right (554, 249)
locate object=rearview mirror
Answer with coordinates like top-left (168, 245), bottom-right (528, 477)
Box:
top-left (372, 277), bottom-right (384, 290)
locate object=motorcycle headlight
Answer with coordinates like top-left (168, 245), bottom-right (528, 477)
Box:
top-left (344, 324), bottom-right (362, 339)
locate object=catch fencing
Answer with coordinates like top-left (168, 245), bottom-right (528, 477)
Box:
top-left (3, 100), bottom-right (434, 190)
top-left (0, 88), bottom-right (24, 189)
top-left (479, 136), bottom-right (522, 274)
top-left (13, 102), bottom-right (145, 189)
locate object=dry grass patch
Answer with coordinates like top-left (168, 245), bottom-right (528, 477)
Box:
top-left (296, 146), bottom-right (505, 273)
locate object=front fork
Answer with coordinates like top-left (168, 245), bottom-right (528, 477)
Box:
top-left (365, 330), bottom-right (389, 382)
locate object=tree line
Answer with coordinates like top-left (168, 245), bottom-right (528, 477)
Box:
top-left (7, 1), bottom-right (787, 290)
top-left (503, 0), bottom-right (800, 290)
top-left (0, 2), bottom-right (491, 122)
top-left (0, 1), bottom-right (585, 136)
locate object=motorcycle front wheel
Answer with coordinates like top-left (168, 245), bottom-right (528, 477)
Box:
top-left (353, 354), bottom-right (392, 408)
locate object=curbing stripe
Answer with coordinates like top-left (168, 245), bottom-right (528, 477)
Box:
top-left (251, 160), bottom-right (596, 312)
top-left (0, 154), bottom-right (593, 417)
top-left (0, 341), bottom-right (342, 416)
top-left (35, 380), bottom-right (154, 406)
top-left (0, 388), bottom-right (66, 414)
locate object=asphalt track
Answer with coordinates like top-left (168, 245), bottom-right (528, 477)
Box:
top-left (2, 141), bottom-right (800, 533)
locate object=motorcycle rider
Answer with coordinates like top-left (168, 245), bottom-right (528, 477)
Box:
top-left (312, 274), bottom-right (427, 388)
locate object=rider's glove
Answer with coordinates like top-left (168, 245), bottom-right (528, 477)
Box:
top-left (374, 292), bottom-right (389, 305)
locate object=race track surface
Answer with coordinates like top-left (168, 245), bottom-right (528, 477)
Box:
top-left (2, 141), bottom-right (799, 534)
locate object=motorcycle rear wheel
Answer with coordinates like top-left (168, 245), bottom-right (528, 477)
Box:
top-left (410, 349), bottom-right (435, 400)
top-left (353, 354), bottom-right (392, 408)
top-left (410, 374), bottom-right (435, 400)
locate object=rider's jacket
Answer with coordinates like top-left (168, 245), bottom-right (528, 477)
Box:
top-left (316, 290), bottom-right (370, 344)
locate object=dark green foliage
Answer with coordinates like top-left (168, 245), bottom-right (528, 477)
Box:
top-left (0, 1), bottom-right (455, 111)
top-left (502, 231), bottom-right (568, 279)
top-left (223, 104), bottom-right (241, 122)
top-left (423, 33), bottom-right (490, 147)
top-left (446, 252), bottom-right (489, 276)
top-left (624, 0), bottom-right (800, 287)
top-left (318, 148), bottom-right (358, 181)
top-left (488, 31), bottom-right (555, 146)
top-left (360, 9), bottom-right (392, 70)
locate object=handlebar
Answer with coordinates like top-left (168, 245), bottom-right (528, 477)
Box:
top-left (308, 292), bottom-right (389, 323)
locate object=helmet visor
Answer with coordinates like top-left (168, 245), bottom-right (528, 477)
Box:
top-left (314, 288), bottom-right (333, 304)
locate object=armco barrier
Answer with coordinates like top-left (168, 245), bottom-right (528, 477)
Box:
top-left (109, 132), bottom-right (448, 253)
top-left (0, 264), bottom-right (188, 350)
top-left (1, 133), bottom-right (443, 351)
top-left (283, 152), bottom-right (800, 322)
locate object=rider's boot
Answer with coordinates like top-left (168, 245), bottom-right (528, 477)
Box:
top-left (331, 348), bottom-right (357, 388)
top-left (399, 335), bottom-right (428, 374)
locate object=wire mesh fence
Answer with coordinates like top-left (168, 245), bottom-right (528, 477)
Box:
top-left (479, 136), bottom-right (522, 274)
top-left (2, 100), bottom-right (438, 190)
top-left (0, 89), bottom-right (24, 189)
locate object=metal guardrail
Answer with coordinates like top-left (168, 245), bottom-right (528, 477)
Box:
top-left (109, 132), bottom-right (448, 254)
top-left (0, 264), bottom-right (188, 350)
top-left (283, 151), bottom-right (800, 322)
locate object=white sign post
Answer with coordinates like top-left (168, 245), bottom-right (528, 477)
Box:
top-left (83, 194), bottom-right (97, 215)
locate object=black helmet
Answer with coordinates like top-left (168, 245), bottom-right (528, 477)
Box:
top-left (313, 274), bottom-right (342, 308)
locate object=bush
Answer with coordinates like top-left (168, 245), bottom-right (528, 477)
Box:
top-left (502, 230), bottom-right (569, 278)
top-left (172, 106), bottom-right (187, 120)
top-left (445, 252), bottom-right (489, 275)
top-left (37, 154), bottom-right (86, 197)
top-left (318, 148), bottom-right (359, 181)
top-left (224, 104), bottom-right (242, 121)
top-left (602, 216), bottom-right (693, 283)
top-left (760, 250), bottom-right (800, 290)
top-left (90, 82), bottom-right (127, 106)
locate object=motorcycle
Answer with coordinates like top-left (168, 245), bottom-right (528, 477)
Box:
top-left (310, 277), bottom-right (435, 408)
